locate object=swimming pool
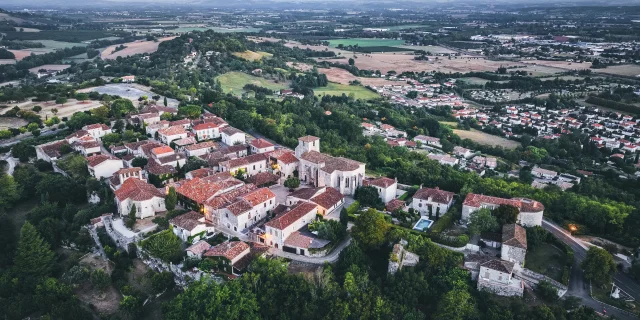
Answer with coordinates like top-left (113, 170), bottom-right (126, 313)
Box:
top-left (412, 217), bottom-right (434, 231)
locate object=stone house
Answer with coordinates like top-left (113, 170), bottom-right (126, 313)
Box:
top-left (410, 187), bottom-right (455, 217)
top-left (114, 178), bottom-right (166, 219)
top-left (264, 202), bottom-right (318, 251)
top-left (169, 211), bottom-right (213, 243)
top-left (462, 193), bottom-right (544, 227)
top-left (477, 259), bottom-right (524, 297)
top-left (87, 154), bottom-right (124, 179)
top-left (501, 224), bottom-right (527, 267)
top-left (203, 241), bottom-right (251, 275)
top-left (221, 126), bottom-right (246, 146)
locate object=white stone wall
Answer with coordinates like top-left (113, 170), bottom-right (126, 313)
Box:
top-left (92, 160), bottom-right (124, 179)
top-left (518, 211), bottom-right (543, 227)
top-left (502, 245), bottom-right (526, 267)
top-left (478, 278), bottom-right (524, 297)
top-left (222, 132), bottom-right (245, 146)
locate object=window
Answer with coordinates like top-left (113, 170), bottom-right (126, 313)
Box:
top-left (264, 203), bottom-right (266, 208)
top-left (253, 165), bottom-right (256, 170)
top-left (225, 213), bottom-right (228, 218)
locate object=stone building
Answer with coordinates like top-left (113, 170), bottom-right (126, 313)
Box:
top-left (477, 259), bottom-right (524, 297)
top-left (501, 224), bottom-right (527, 267)
top-left (462, 193), bottom-right (544, 227)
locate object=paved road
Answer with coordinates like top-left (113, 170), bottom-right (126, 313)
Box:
top-left (0, 128), bottom-right (58, 147)
top-left (542, 220), bottom-right (638, 319)
top-left (268, 235), bottom-right (352, 264)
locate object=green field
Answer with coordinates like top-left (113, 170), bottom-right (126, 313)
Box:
top-left (169, 26), bottom-right (261, 33)
top-left (216, 71), bottom-right (288, 96)
top-left (328, 38), bottom-right (405, 48)
top-left (315, 82), bottom-right (380, 100)
top-left (525, 243), bottom-right (566, 282)
top-left (23, 40), bottom-right (89, 53)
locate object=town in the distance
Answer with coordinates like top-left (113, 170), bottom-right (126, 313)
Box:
top-left (0, 1), bottom-right (640, 320)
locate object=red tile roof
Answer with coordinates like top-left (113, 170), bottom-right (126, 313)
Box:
top-left (463, 193), bottom-right (544, 213)
top-left (151, 145), bottom-right (174, 156)
top-left (158, 125), bottom-right (186, 136)
top-left (268, 149), bottom-right (298, 164)
top-left (502, 224), bottom-right (527, 249)
top-left (220, 153), bottom-right (268, 169)
top-left (170, 211), bottom-right (205, 231)
top-left (176, 173), bottom-right (242, 204)
top-left (185, 141), bottom-right (218, 151)
top-left (87, 154), bottom-right (120, 167)
top-left (204, 184), bottom-right (257, 209)
top-left (193, 122), bottom-right (222, 131)
top-left (364, 177), bottom-right (396, 188)
top-left (114, 178), bottom-right (164, 202)
top-left (265, 202), bottom-right (317, 230)
top-left (84, 123), bottom-right (110, 131)
top-left (386, 199), bottom-right (406, 212)
top-left (204, 241), bottom-right (249, 261)
top-left (240, 187), bottom-right (276, 206)
top-left (413, 187), bottom-right (454, 204)
top-left (298, 135), bottom-right (319, 142)
top-left (246, 172), bottom-right (279, 187)
top-left (226, 199), bottom-right (253, 216)
top-left (250, 138), bottom-right (274, 149)
top-left (310, 187), bottom-right (344, 209)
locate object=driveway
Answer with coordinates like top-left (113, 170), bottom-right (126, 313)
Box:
top-left (269, 235), bottom-right (352, 264)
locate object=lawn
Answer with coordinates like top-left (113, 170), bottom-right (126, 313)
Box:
top-left (453, 129), bottom-right (521, 149)
top-left (232, 50), bottom-right (273, 61)
top-left (328, 38), bottom-right (405, 48)
top-left (314, 82), bottom-right (380, 100)
top-left (525, 243), bottom-right (566, 282)
top-left (438, 121), bottom-right (458, 129)
top-left (216, 71), bottom-right (289, 96)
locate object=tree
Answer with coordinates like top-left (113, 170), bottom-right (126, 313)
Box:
top-left (166, 187), bottom-right (177, 211)
top-left (126, 204), bottom-right (137, 229)
top-left (90, 269), bottom-right (111, 292)
top-left (348, 58), bottom-right (355, 66)
top-left (14, 222), bottom-right (55, 281)
top-left (493, 204), bottom-right (519, 226)
top-left (339, 207), bottom-right (348, 226)
top-left (284, 177), bottom-right (300, 190)
top-left (142, 230), bottom-right (183, 262)
top-left (354, 186), bottom-right (383, 209)
top-left (111, 98), bottom-right (135, 117)
top-left (434, 289), bottom-right (476, 320)
top-left (55, 97), bottom-right (68, 105)
top-left (535, 280), bottom-right (558, 302)
top-left (75, 93), bottom-right (89, 102)
top-left (581, 247), bottom-right (616, 285)
top-left (120, 295), bottom-right (142, 317)
top-left (0, 173), bottom-right (19, 211)
top-left (468, 208), bottom-right (498, 235)
top-left (164, 96), bottom-right (168, 107)
top-left (0, 213), bottom-right (16, 267)
top-left (51, 108), bottom-right (58, 116)
top-left (178, 105), bottom-right (202, 119)
top-left (32, 105), bottom-right (42, 113)
top-left (151, 271), bottom-right (175, 293)
top-left (351, 208), bottom-right (390, 250)
top-left (101, 133), bottom-right (122, 147)
top-left (131, 157), bottom-right (148, 168)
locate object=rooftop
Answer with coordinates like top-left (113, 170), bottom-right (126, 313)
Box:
top-left (204, 241), bottom-right (250, 261)
top-left (265, 202), bottom-right (317, 230)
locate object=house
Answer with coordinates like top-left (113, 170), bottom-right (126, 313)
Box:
top-left (219, 153), bottom-right (269, 177)
top-left (169, 211), bottom-right (213, 243)
top-left (186, 240), bottom-right (211, 259)
top-left (428, 154), bottom-right (459, 166)
top-left (176, 173), bottom-right (244, 211)
top-left (246, 172), bottom-right (279, 188)
top-left (219, 187), bottom-right (277, 232)
top-left (66, 130), bottom-right (94, 144)
top-left (35, 140), bottom-right (69, 162)
top-left (202, 184), bottom-right (258, 223)
top-left (453, 146), bottom-right (474, 158)
top-left (462, 193), bottom-right (544, 227)
top-left (145, 161), bottom-right (178, 185)
top-left (501, 224), bottom-right (527, 267)
top-left (203, 241), bottom-right (251, 275)
top-left (114, 178), bottom-right (166, 219)
top-left (250, 138), bottom-right (275, 154)
top-left (386, 199), bottom-right (406, 212)
top-left (87, 154), bottom-right (124, 179)
top-left (295, 136), bottom-right (365, 196)
top-left (218, 144), bottom-right (249, 159)
top-left (172, 137), bottom-right (197, 150)
top-left (411, 187), bottom-right (455, 217)
top-left (74, 140), bottom-right (102, 156)
top-left (193, 122), bottom-right (227, 141)
top-left (267, 149), bottom-right (299, 182)
top-left (122, 75), bottom-right (135, 83)
top-left (184, 141), bottom-right (218, 157)
top-left (286, 187), bottom-right (345, 215)
top-left (414, 135), bottom-right (442, 148)
top-left (363, 177), bottom-right (397, 204)
top-left (477, 259), bottom-right (524, 297)
top-left (221, 126), bottom-right (246, 146)
top-left (82, 123), bottom-right (112, 140)
top-left (531, 167), bottom-right (558, 179)
top-left (264, 202), bottom-right (318, 252)
top-left (157, 126), bottom-right (188, 144)
top-left (109, 167), bottom-right (145, 190)
top-left (185, 168), bottom-right (216, 180)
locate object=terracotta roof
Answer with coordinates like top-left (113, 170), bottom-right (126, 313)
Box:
top-left (186, 240), bottom-right (211, 256)
top-left (170, 211), bottom-right (205, 231)
top-left (157, 153), bottom-right (185, 164)
top-left (170, 119), bottom-right (191, 127)
top-left (193, 122), bottom-right (222, 131)
top-left (140, 142), bottom-right (166, 157)
top-left (299, 151), bottom-right (362, 173)
top-left (204, 241), bottom-right (250, 261)
top-left (310, 187), bottom-right (344, 209)
top-left (176, 175), bottom-right (242, 204)
top-left (284, 231), bottom-right (331, 249)
top-left (386, 199), bottom-right (406, 212)
top-left (145, 161), bottom-right (177, 176)
top-left (481, 259), bottom-right (515, 274)
top-left (218, 144), bottom-right (248, 155)
top-left (268, 149), bottom-right (298, 164)
top-left (173, 137), bottom-right (197, 146)
top-left (116, 167), bottom-right (142, 175)
top-left (83, 123), bottom-right (110, 131)
top-left (265, 202), bottom-right (317, 230)
top-left (298, 135), bottom-right (320, 142)
top-left (463, 193), bottom-right (544, 213)
top-left (289, 187), bottom-right (323, 200)
top-left (66, 130), bottom-right (90, 140)
top-left (246, 172), bottom-right (279, 187)
top-left (240, 187), bottom-right (276, 206)
top-left (226, 199), bottom-right (253, 216)
top-left (141, 105), bottom-right (177, 114)
top-left (413, 187), bottom-right (454, 204)
top-left (220, 153), bottom-right (268, 169)
top-left (200, 152), bottom-right (229, 166)
top-left (221, 126), bottom-right (243, 136)
top-left (232, 243), bottom-right (268, 271)
top-left (80, 140), bottom-right (101, 149)
top-left (39, 140), bottom-right (69, 158)
top-left (114, 178), bottom-right (164, 202)
top-left (185, 141), bottom-right (218, 151)
top-left (152, 145), bottom-right (174, 156)
top-left (125, 140), bottom-right (153, 151)
top-left (204, 184), bottom-right (257, 209)
top-left (186, 168), bottom-right (216, 179)
top-left (158, 125), bottom-right (187, 136)
top-left (502, 224), bottom-right (527, 249)
top-left (364, 177), bottom-right (396, 188)
top-left (87, 154), bottom-right (120, 167)
top-left (250, 138), bottom-right (274, 149)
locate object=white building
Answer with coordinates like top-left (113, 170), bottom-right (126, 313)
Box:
top-left (169, 211), bottom-right (213, 243)
top-left (35, 140), bottom-right (69, 162)
top-left (363, 177), bottom-right (397, 204)
top-left (157, 126), bottom-right (188, 144)
top-left (477, 259), bottom-right (524, 297)
top-left (82, 123), bottom-right (112, 140)
top-left (219, 187), bottom-right (277, 232)
top-left (267, 149), bottom-right (299, 183)
top-left (114, 178), bottom-right (166, 219)
top-left (219, 153), bottom-right (269, 177)
top-left (286, 186), bottom-right (345, 215)
top-left (531, 167), bottom-right (558, 180)
top-left (462, 193), bottom-right (544, 227)
top-left (296, 136), bottom-right (365, 196)
top-left (501, 224), bottom-right (527, 268)
top-left (184, 141), bottom-right (218, 157)
top-left (221, 126), bottom-right (246, 146)
top-left (264, 202), bottom-right (318, 250)
top-left (411, 187), bottom-right (455, 216)
top-left (87, 154), bottom-right (124, 179)
top-left (193, 122), bottom-right (227, 141)
top-left (250, 138), bottom-right (275, 154)
top-left (414, 135), bottom-right (442, 148)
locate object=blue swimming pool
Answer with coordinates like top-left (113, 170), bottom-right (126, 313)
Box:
top-left (413, 217), bottom-right (434, 231)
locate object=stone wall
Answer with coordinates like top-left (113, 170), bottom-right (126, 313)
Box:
top-left (518, 211), bottom-right (543, 227)
top-left (514, 268), bottom-right (568, 297)
top-left (477, 278), bottom-right (524, 297)
top-left (502, 245), bottom-right (526, 267)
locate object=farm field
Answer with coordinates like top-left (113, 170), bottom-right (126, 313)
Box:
top-left (233, 50), bottom-right (273, 61)
top-left (216, 71), bottom-right (289, 96)
top-left (28, 64), bottom-right (70, 74)
top-left (314, 82), bottom-right (380, 100)
top-left (319, 67), bottom-right (398, 86)
top-left (286, 61), bottom-right (313, 72)
top-left (395, 45), bottom-right (455, 54)
top-left (14, 27), bottom-right (40, 32)
top-left (460, 77), bottom-right (491, 85)
top-left (328, 38), bottom-right (405, 48)
top-left (100, 36), bottom-right (176, 60)
top-left (78, 83), bottom-right (179, 107)
top-left (8, 40), bottom-right (89, 60)
top-left (453, 129), bottom-right (521, 149)
top-left (597, 64), bottom-right (640, 77)
top-left (0, 117), bottom-right (28, 130)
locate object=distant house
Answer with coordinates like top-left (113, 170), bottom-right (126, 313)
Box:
top-left (114, 178), bottom-right (166, 219)
top-left (250, 138), bottom-right (275, 154)
top-left (531, 167), bottom-right (558, 180)
top-left (82, 123), bottom-right (112, 140)
top-left (410, 187), bottom-right (454, 216)
top-left (462, 193), bottom-right (544, 227)
top-left (363, 177), bottom-right (397, 204)
top-left (121, 75), bottom-right (135, 83)
top-left (414, 135), bottom-right (442, 148)
top-left (453, 146), bottom-right (474, 158)
top-left (477, 259), bottom-right (524, 297)
top-left (221, 126), bottom-right (246, 146)
top-left (169, 211), bottom-right (213, 243)
top-left (87, 154), bottom-right (124, 179)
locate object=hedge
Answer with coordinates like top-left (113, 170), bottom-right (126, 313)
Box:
top-left (346, 201), bottom-right (360, 215)
top-left (430, 233), bottom-right (469, 248)
top-left (429, 212), bottom-right (455, 233)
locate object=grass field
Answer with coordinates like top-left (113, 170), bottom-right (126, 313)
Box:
top-left (216, 71), bottom-right (289, 96)
top-left (525, 243), bottom-right (566, 282)
top-left (328, 38), bottom-right (405, 48)
top-left (232, 50), bottom-right (273, 61)
top-left (453, 129), bottom-right (520, 149)
top-left (314, 82), bottom-right (380, 100)
top-left (438, 121), bottom-right (458, 128)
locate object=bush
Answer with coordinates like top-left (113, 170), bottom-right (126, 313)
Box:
top-left (151, 271), bottom-right (175, 293)
top-left (141, 229), bottom-right (183, 263)
top-left (430, 233), bottom-right (469, 247)
top-left (90, 269), bottom-right (111, 292)
top-left (536, 280), bottom-right (559, 302)
top-left (429, 213), bottom-right (454, 233)
top-left (346, 201), bottom-right (360, 215)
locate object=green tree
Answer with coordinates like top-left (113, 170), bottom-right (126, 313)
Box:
top-left (32, 105), bottom-right (42, 113)
top-left (339, 207), bottom-right (348, 226)
top-left (55, 97), bottom-right (68, 105)
top-left (126, 204), bottom-right (137, 229)
top-left (75, 93), bottom-right (89, 102)
top-left (12, 142), bottom-right (35, 162)
top-left (284, 177), bottom-right (300, 189)
top-left (166, 187), bottom-right (177, 211)
top-left (434, 289), bottom-right (476, 320)
top-left (90, 269), bottom-right (111, 292)
top-left (581, 247), bottom-right (616, 285)
top-left (14, 222), bottom-right (55, 281)
top-left (178, 105), bottom-right (202, 119)
top-left (351, 208), bottom-right (390, 250)
top-left (354, 186), bottom-right (383, 209)
top-left (535, 280), bottom-right (558, 302)
top-left (151, 271), bottom-right (175, 293)
top-left (141, 230), bottom-right (183, 262)
top-left (0, 173), bottom-right (19, 211)
top-left (0, 213), bottom-right (16, 267)
top-left (164, 96), bottom-right (168, 107)
top-left (468, 208), bottom-right (498, 235)
top-left (493, 204), bottom-right (519, 226)
top-left (131, 157), bottom-right (148, 168)
top-left (120, 295), bottom-right (142, 317)
top-left (111, 98), bottom-right (135, 117)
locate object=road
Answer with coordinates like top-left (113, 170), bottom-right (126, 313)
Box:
top-left (0, 128), bottom-right (59, 148)
top-left (542, 219), bottom-right (638, 319)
